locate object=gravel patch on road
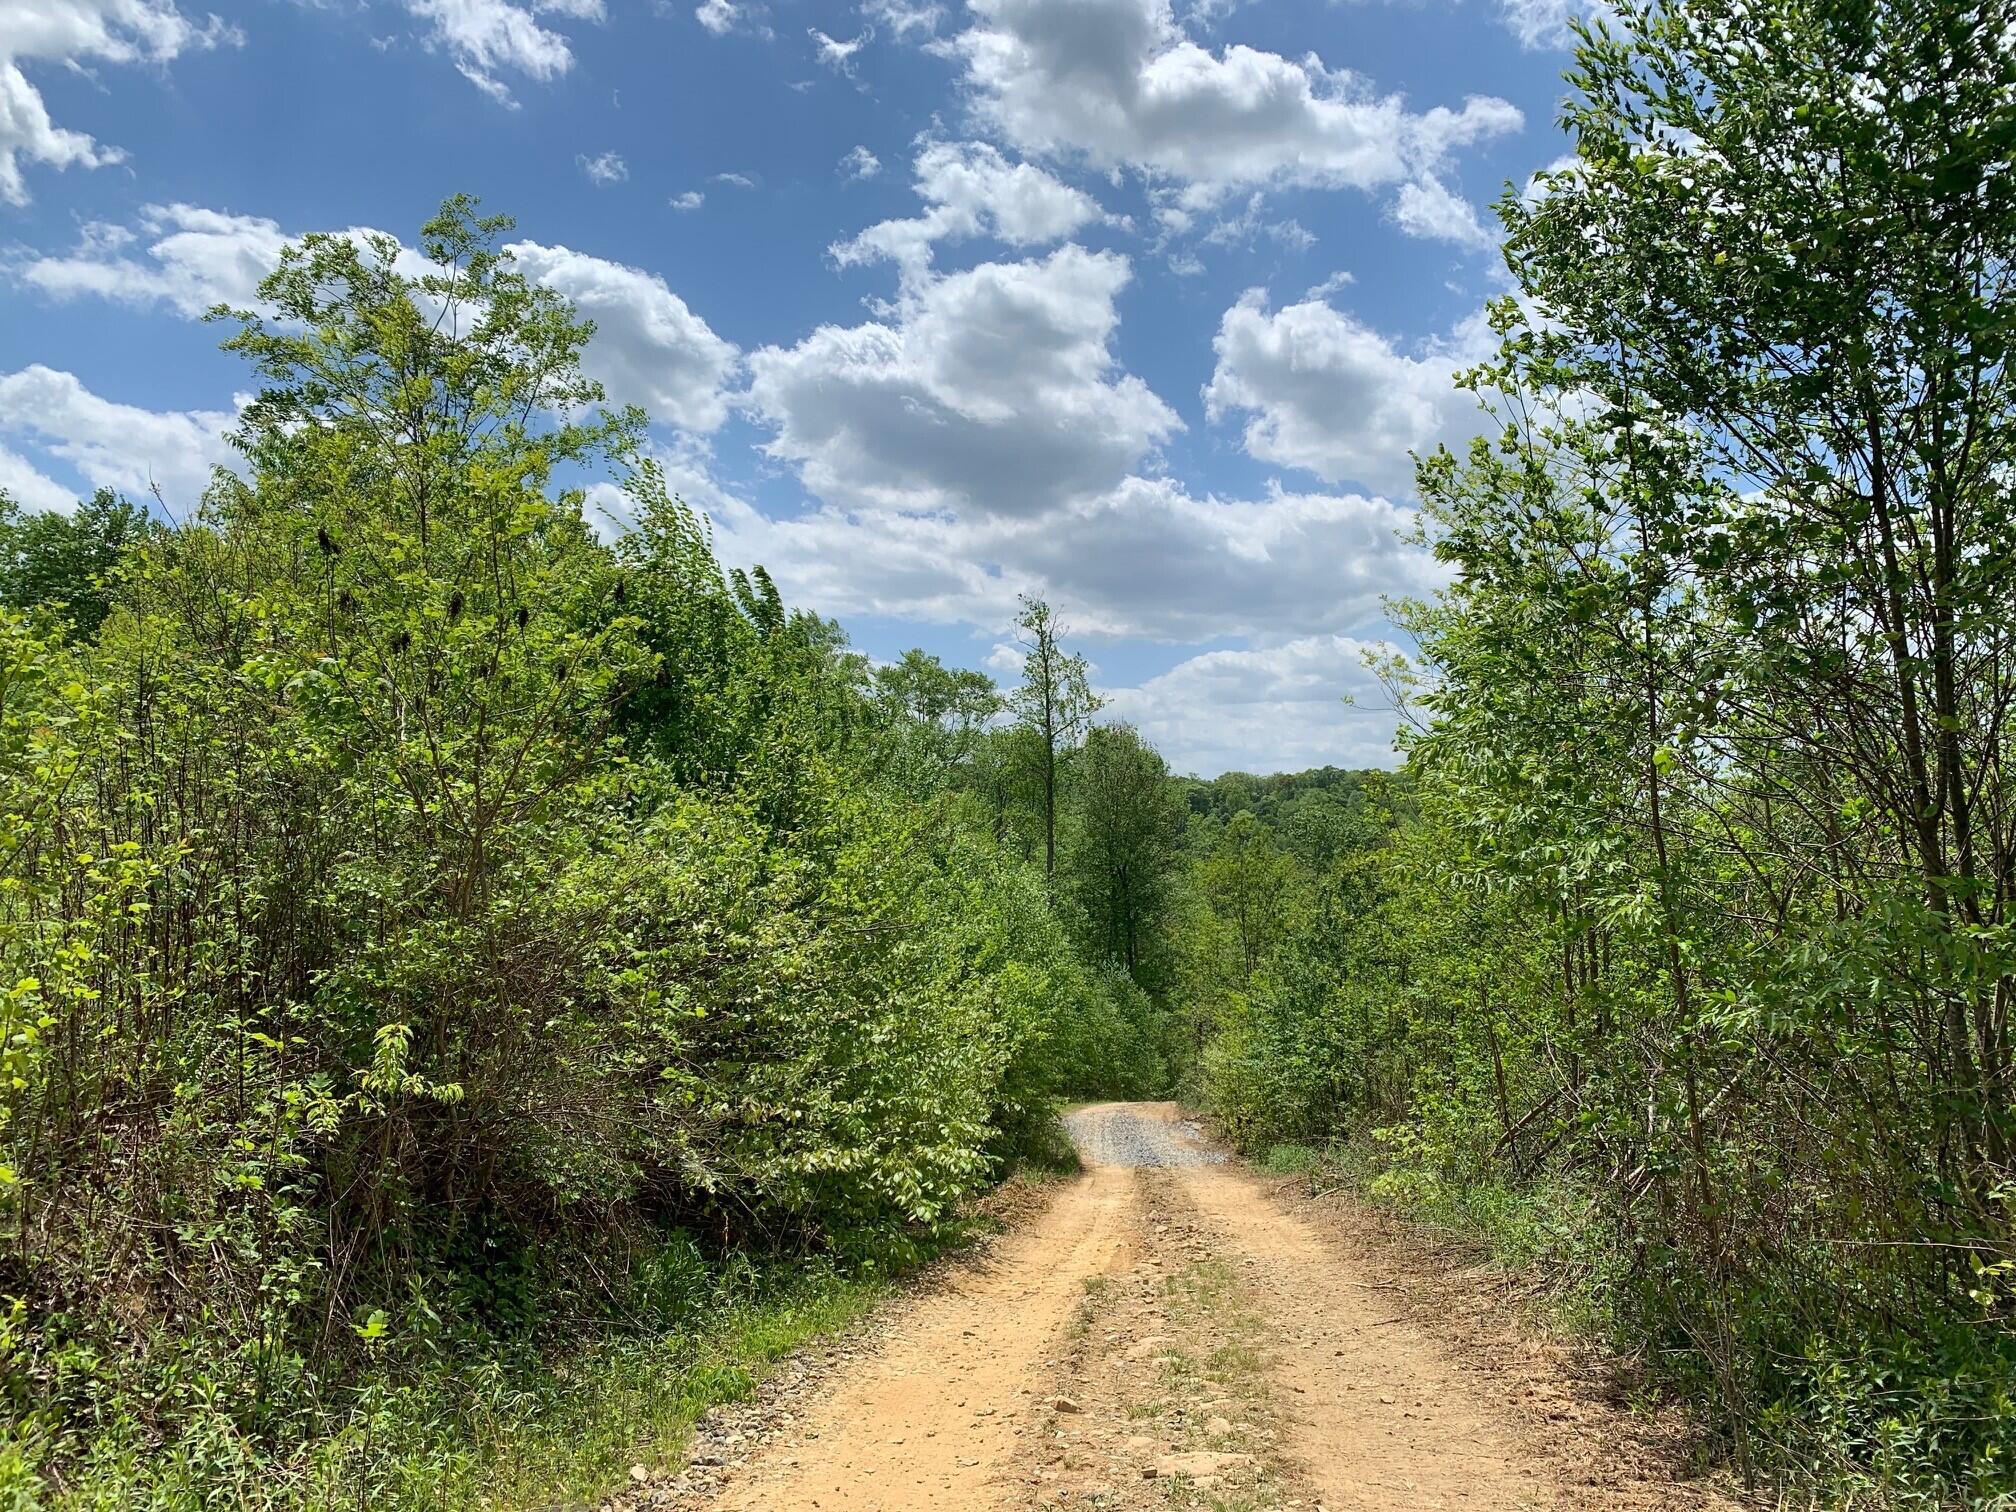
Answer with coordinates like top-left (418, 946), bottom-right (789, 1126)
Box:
top-left (1063, 1103), bottom-right (1225, 1167)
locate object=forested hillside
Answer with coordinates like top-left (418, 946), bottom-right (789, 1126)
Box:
top-left (0, 205), bottom-right (1175, 1508)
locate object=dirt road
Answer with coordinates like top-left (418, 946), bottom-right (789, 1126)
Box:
top-left (629, 1103), bottom-right (1736, 1512)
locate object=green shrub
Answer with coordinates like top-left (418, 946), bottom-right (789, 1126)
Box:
top-left (0, 199), bottom-right (1132, 1509)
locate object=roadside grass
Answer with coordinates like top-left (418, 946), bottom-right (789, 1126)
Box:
top-left (1069, 1275), bottom-right (1117, 1341)
top-left (1256, 1143), bottom-right (1321, 1177)
top-left (20, 1160), bottom-right (1064, 1512)
top-left (451, 1262), bottom-right (885, 1511)
top-left (1016, 1117), bottom-right (1087, 1177)
top-left (1259, 1139), bottom-right (1619, 1338)
top-left (460, 1167), bottom-right (1073, 1508)
top-left (16, 1252), bottom-right (888, 1512)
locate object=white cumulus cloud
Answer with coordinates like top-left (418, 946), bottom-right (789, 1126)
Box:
top-left (949, 0), bottom-right (1522, 206)
top-left (0, 445), bottom-right (80, 515)
top-left (696, 465), bottom-right (1440, 643)
top-left (746, 243), bottom-right (1178, 518)
top-left (831, 140), bottom-right (1106, 280)
top-left (1498, 0), bottom-right (1605, 49)
top-left (0, 0), bottom-right (238, 205)
top-left (1102, 636), bottom-right (1404, 775)
top-left (1389, 175), bottom-right (1497, 251)
top-left (503, 242), bottom-right (741, 432)
top-left (860, 0), bottom-right (939, 37)
top-left (578, 149), bottom-right (628, 185)
top-left (10, 209), bottom-right (740, 437)
top-left (400, 0), bottom-right (600, 105)
top-left (810, 25), bottom-right (868, 71)
top-left (10, 204), bottom-right (291, 316)
top-left (695, 0), bottom-right (739, 32)
top-left (1204, 291), bottom-right (1496, 497)
top-left (0, 365), bottom-right (239, 511)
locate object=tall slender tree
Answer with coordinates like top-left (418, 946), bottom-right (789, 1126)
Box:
top-left (1009, 595), bottom-right (1100, 879)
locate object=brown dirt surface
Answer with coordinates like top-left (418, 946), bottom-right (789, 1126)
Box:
top-left (605, 1102), bottom-right (1751, 1512)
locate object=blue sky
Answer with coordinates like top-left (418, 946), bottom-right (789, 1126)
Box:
top-left (0, 0), bottom-right (1583, 774)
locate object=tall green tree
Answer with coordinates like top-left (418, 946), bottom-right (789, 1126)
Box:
top-left (0, 488), bottom-right (157, 637)
top-left (1184, 0), bottom-right (2016, 1495)
top-left (1199, 0), bottom-right (2016, 1492)
top-left (870, 648), bottom-right (1002, 798)
top-left (0, 197), bottom-right (1180, 1510)
top-left (1199, 811), bottom-right (1299, 979)
top-left (1008, 595), bottom-right (1100, 880)
top-left (1067, 722), bottom-right (1182, 979)
top-left (1545, 0), bottom-right (2011, 1109)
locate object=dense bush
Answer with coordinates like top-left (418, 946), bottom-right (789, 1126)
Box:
top-left (0, 199), bottom-right (1150, 1506)
top-left (1184, 0), bottom-right (2016, 1500)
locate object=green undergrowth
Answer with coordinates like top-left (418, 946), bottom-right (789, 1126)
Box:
top-left (0, 203), bottom-right (1171, 1512)
top-left (1259, 1136), bottom-right (1622, 1342)
top-left (1249, 1128), bottom-right (1612, 1322)
top-left (1018, 1115), bottom-right (1087, 1178)
top-left (1258, 1137), bottom-right (2016, 1510)
top-left (3, 1202), bottom-right (1028, 1512)
top-left (1259, 1139), bottom-right (1617, 1328)
top-left (1253, 1143), bottom-right (1320, 1177)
